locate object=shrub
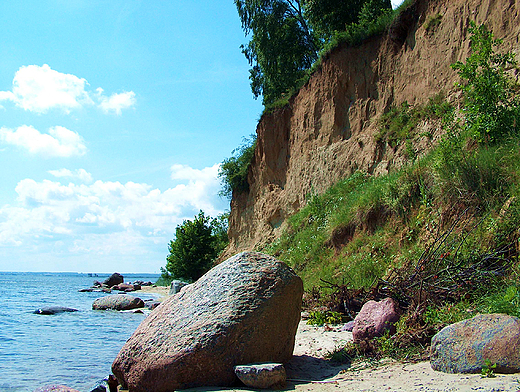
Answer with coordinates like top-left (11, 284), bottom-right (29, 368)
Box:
top-left (219, 135), bottom-right (257, 199)
top-left (451, 22), bottom-right (520, 144)
top-left (162, 211), bottom-right (229, 283)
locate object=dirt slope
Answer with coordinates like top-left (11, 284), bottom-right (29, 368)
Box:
top-left (225, 0), bottom-right (520, 258)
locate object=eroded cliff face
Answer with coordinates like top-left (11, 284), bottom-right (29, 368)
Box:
top-left (225, 0), bottom-right (520, 257)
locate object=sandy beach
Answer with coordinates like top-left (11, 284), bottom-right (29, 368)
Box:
top-left (138, 284), bottom-right (170, 298)
top-left (120, 289), bottom-right (520, 391)
top-left (182, 320), bottom-right (520, 392)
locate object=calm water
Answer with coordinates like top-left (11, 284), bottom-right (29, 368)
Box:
top-left (0, 272), bottom-right (160, 392)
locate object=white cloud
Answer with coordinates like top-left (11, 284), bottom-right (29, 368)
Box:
top-left (97, 89), bottom-right (136, 115)
top-left (0, 164), bottom-right (227, 256)
top-left (0, 125), bottom-right (87, 157)
top-left (48, 168), bottom-right (93, 183)
top-left (0, 64), bottom-right (92, 114)
top-left (0, 64), bottom-right (136, 114)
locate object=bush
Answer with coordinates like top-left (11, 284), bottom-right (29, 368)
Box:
top-left (219, 135), bottom-right (257, 199)
top-left (451, 21), bottom-right (519, 144)
top-left (162, 211), bottom-right (229, 283)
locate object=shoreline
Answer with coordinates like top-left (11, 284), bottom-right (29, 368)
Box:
top-left (137, 284), bottom-right (170, 299)
top-left (118, 318), bottom-right (520, 391)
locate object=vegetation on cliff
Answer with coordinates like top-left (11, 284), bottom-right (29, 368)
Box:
top-left (234, 0), bottom-right (393, 107)
top-left (261, 22), bottom-right (520, 359)
top-left (218, 135), bottom-right (257, 199)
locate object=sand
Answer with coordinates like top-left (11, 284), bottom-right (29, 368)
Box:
top-left (119, 291), bottom-right (520, 391)
top-left (138, 284), bottom-right (170, 298)
top-left (184, 320), bottom-right (520, 392)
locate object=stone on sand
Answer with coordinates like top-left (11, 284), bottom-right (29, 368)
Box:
top-left (431, 313), bottom-right (520, 374)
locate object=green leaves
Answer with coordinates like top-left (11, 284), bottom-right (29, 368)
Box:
top-left (219, 135), bottom-right (257, 198)
top-left (235, 0), bottom-right (317, 105)
top-left (234, 0), bottom-right (392, 106)
top-left (164, 211), bottom-right (229, 283)
top-left (451, 22), bottom-right (519, 143)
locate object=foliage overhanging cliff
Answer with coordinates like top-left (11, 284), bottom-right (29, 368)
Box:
top-left (223, 0), bottom-right (520, 260)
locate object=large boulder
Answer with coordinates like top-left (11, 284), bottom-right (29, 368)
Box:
top-left (103, 273), bottom-right (124, 288)
top-left (92, 294), bottom-right (144, 311)
top-left (112, 252), bottom-right (303, 392)
top-left (352, 297), bottom-right (400, 341)
top-left (431, 313), bottom-right (520, 374)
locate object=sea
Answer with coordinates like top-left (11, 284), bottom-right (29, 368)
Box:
top-left (0, 271), bottom-right (161, 392)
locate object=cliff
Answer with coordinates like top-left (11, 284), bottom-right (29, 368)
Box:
top-left (225, 0), bottom-right (520, 257)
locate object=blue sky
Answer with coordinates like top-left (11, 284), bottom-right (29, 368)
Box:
top-left (0, 1), bottom-right (404, 274)
top-left (0, 1), bottom-right (263, 273)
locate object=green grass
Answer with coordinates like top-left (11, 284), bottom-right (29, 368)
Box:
top-left (260, 22), bottom-right (520, 363)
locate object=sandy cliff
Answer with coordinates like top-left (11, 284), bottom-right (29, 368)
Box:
top-left (225, 0), bottom-right (520, 257)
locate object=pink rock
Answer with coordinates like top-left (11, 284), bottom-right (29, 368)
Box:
top-left (352, 298), bottom-right (400, 341)
top-left (112, 252), bottom-right (303, 392)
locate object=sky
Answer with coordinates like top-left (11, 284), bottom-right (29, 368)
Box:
top-left (0, 1), bottom-right (265, 273)
top-left (0, 1), bottom-right (404, 274)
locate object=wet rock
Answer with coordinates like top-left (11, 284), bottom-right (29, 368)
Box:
top-left (33, 385), bottom-right (80, 392)
top-left (144, 300), bottom-right (161, 310)
top-left (352, 298), bottom-right (400, 341)
top-left (112, 251), bottom-right (303, 392)
top-left (112, 283), bottom-right (135, 292)
top-left (79, 288), bottom-right (93, 292)
top-left (92, 294), bottom-right (144, 311)
top-left (235, 363), bottom-right (286, 389)
top-left (103, 273), bottom-right (124, 288)
top-left (431, 313), bottom-right (520, 374)
top-left (34, 306), bottom-right (78, 315)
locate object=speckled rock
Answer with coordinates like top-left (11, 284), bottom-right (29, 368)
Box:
top-left (352, 298), bottom-right (400, 341)
top-left (92, 294), bottom-right (144, 311)
top-left (431, 313), bottom-right (520, 373)
top-left (235, 363), bottom-right (286, 389)
top-left (33, 385), bottom-right (80, 392)
top-left (112, 252), bottom-right (303, 392)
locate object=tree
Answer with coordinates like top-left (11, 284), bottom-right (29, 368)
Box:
top-left (235, 0), bottom-right (319, 105)
top-left (235, 0), bottom-right (392, 106)
top-left (163, 211), bottom-right (228, 283)
top-left (304, 0), bottom-right (365, 40)
top-left (218, 135), bottom-right (257, 198)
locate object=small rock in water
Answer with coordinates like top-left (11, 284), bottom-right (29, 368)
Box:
top-left (33, 385), bottom-right (80, 392)
top-left (92, 294), bottom-right (144, 311)
top-left (33, 306), bottom-right (79, 315)
top-left (235, 363), bottom-right (287, 389)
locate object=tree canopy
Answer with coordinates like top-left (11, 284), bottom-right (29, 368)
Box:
top-left (162, 211), bottom-right (229, 283)
top-left (234, 0), bottom-right (392, 106)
